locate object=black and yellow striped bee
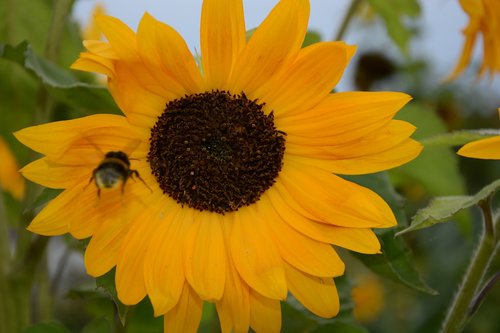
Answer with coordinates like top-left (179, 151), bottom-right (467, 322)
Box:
top-left (90, 150), bottom-right (151, 196)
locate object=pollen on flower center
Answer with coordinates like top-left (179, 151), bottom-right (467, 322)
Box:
top-left (148, 91), bottom-right (286, 213)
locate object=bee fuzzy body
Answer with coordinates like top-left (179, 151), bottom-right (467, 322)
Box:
top-left (90, 151), bottom-right (147, 196)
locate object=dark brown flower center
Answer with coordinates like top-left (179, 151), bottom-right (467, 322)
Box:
top-left (148, 91), bottom-right (286, 213)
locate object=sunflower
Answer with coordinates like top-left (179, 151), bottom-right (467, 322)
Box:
top-left (448, 0), bottom-right (500, 80)
top-left (0, 136), bottom-right (25, 200)
top-left (458, 109), bottom-right (500, 159)
top-left (15, 0), bottom-right (422, 331)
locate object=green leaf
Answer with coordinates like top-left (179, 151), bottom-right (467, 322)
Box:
top-left (353, 229), bottom-right (437, 295)
top-left (0, 41), bottom-right (119, 114)
top-left (312, 321), bottom-right (369, 333)
top-left (420, 129), bottom-right (500, 148)
top-left (22, 321), bottom-right (71, 333)
top-left (95, 269), bottom-right (129, 326)
top-left (81, 318), bottom-right (112, 333)
top-left (397, 179), bottom-right (500, 236)
top-left (365, 0), bottom-right (420, 55)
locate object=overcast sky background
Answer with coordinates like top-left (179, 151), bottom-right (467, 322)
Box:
top-left (72, 0), bottom-right (499, 92)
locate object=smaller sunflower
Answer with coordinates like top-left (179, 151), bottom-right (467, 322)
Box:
top-left (457, 109), bottom-right (500, 159)
top-left (448, 0), bottom-right (500, 80)
top-left (0, 136), bottom-right (25, 200)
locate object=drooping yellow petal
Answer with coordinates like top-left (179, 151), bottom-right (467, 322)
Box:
top-left (84, 216), bottom-right (130, 277)
top-left (264, 189), bottom-right (381, 254)
top-left (228, 0), bottom-right (309, 95)
top-left (230, 205), bottom-right (287, 300)
top-left (259, 197), bottom-right (345, 277)
top-left (163, 283), bottom-right (203, 333)
top-left (256, 42), bottom-right (352, 118)
top-left (216, 222), bottom-right (250, 333)
top-left (0, 137), bottom-right (25, 200)
top-left (249, 289), bottom-right (281, 333)
top-left (115, 194), bottom-right (163, 305)
top-left (137, 13), bottom-right (203, 95)
top-left (184, 211), bottom-right (226, 301)
top-left (457, 135), bottom-right (500, 160)
top-left (278, 160), bottom-right (397, 228)
top-left (284, 263), bottom-right (340, 318)
top-left (200, 0), bottom-right (246, 89)
top-left (144, 200), bottom-right (188, 316)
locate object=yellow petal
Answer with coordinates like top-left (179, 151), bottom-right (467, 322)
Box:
top-left (278, 160), bottom-right (397, 228)
top-left (96, 15), bottom-right (139, 61)
top-left (324, 120), bottom-right (416, 156)
top-left (14, 114), bottom-right (130, 159)
top-left (144, 200), bottom-right (188, 316)
top-left (184, 211), bottom-right (226, 301)
top-left (297, 138), bottom-right (423, 175)
top-left (0, 137), bottom-right (25, 200)
top-left (230, 205), bottom-right (287, 300)
top-left (82, 40), bottom-right (118, 59)
top-left (71, 53), bottom-right (115, 77)
top-left (108, 62), bottom-right (170, 129)
top-left (84, 207), bottom-right (135, 276)
top-left (228, 0), bottom-right (309, 95)
top-left (284, 263), bottom-right (340, 318)
top-left (278, 91), bottom-right (412, 144)
top-left (26, 190), bottom-right (73, 236)
top-left (264, 188), bottom-right (381, 253)
top-left (216, 222), bottom-right (250, 333)
top-left (137, 13), bottom-right (203, 95)
top-left (20, 157), bottom-right (88, 189)
top-left (457, 135), bottom-right (500, 160)
top-left (115, 195), bottom-right (163, 305)
top-left (259, 197), bottom-right (345, 277)
top-left (256, 42), bottom-right (350, 118)
top-left (200, 0), bottom-right (246, 89)
top-left (163, 283), bottom-right (203, 333)
top-left (249, 289), bottom-right (281, 333)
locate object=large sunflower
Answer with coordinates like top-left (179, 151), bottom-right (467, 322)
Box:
top-left (448, 0), bottom-right (500, 79)
top-left (16, 0), bottom-right (422, 331)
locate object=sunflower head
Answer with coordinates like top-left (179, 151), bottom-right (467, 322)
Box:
top-left (16, 0), bottom-right (422, 331)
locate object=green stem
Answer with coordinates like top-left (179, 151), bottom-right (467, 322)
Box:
top-left (440, 198), bottom-right (499, 333)
top-left (334, 0), bottom-right (362, 41)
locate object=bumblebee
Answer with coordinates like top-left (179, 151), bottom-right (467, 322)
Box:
top-left (89, 151), bottom-right (150, 196)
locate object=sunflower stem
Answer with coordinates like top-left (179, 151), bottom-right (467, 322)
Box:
top-left (440, 197), bottom-right (499, 333)
top-left (334, 0), bottom-right (362, 41)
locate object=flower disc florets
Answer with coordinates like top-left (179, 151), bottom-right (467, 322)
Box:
top-left (148, 91), bottom-right (286, 213)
